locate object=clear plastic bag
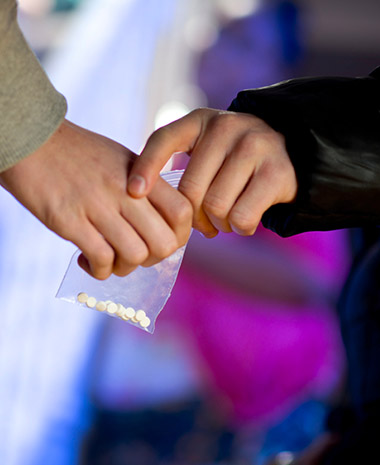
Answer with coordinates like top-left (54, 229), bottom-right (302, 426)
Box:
top-left (56, 170), bottom-right (186, 334)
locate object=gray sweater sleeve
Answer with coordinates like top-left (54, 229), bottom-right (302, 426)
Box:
top-left (0, 0), bottom-right (67, 172)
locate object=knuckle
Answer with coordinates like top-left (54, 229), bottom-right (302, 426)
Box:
top-left (190, 107), bottom-right (213, 121)
top-left (148, 126), bottom-right (165, 142)
top-left (172, 195), bottom-right (193, 225)
top-left (270, 128), bottom-right (286, 146)
top-left (148, 124), bottom-right (173, 144)
top-left (193, 217), bottom-right (218, 238)
top-left (208, 111), bottom-right (237, 133)
top-left (203, 192), bottom-right (228, 219)
top-left (179, 177), bottom-right (204, 205)
top-left (44, 208), bottom-right (66, 234)
top-left (156, 236), bottom-right (178, 259)
top-left (189, 108), bottom-right (204, 118)
top-left (239, 128), bottom-right (277, 155)
top-left (237, 132), bottom-right (263, 156)
top-left (256, 130), bottom-right (285, 155)
top-left (113, 263), bottom-right (136, 277)
top-left (245, 131), bottom-right (271, 154)
top-left (229, 208), bottom-right (258, 235)
top-left (92, 245), bottom-right (113, 267)
top-left (127, 244), bottom-right (149, 267)
top-left (260, 159), bottom-right (287, 186)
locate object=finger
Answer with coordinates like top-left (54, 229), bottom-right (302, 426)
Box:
top-left (127, 111), bottom-right (203, 198)
top-left (44, 205), bottom-right (116, 280)
top-left (89, 208), bottom-right (150, 277)
top-left (178, 129), bottom-right (236, 237)
top-left (120, 195), bottom-right (179, 264)
top-left (228, 164), bottom-right (279, 236)
top-left (77, 251), bottom-right (134, 278)
top-left (203, 140), bottom-right (260, 233)
top-left (71, 221), bottom-right (115, 280)
top-left (149, 177), bottom-right (193, 248)
top-left (77, 253), bottom-right (92, 276)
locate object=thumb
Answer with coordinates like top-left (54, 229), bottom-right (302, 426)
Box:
top-left (127, 110), bottom-right (203, 197)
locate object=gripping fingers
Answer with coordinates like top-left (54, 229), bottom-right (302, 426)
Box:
top-left (91, 209), bottom-right (151, 277)
top-left (78, 225), bottom-right (142, 280)
top-left (120, 194), bottom-right (181, 267)
top-left (149, 177), bottom-right (193, 247)
top-left (228, 164), bottom-right (283, 236)
top-left (73, 223), bottom-right (115, 280)
top-left (202, 141), bottom-right (259, 232)
top-left (177, 122), bottom-right (240, 236)
top-left (128, 110), bottom-right (204, 197)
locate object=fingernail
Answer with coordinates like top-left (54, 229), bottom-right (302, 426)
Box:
top-left (128, 175), bottom-right (146, 196)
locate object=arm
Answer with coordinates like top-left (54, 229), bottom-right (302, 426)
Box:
top-left (0, 120), bottom-right (192, 279)
top-left (128, 68), bottom-right (380, 238)
top-left (0, 0), bottom-right (67, 170)
top-left (0, 2), bottom-right (192, 279)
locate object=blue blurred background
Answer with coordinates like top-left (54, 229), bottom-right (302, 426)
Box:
top-left (1, 1), bottom-right (379, 464)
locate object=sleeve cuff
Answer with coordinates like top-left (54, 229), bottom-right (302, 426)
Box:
top-left (0, 2), bottom-right (67, 172)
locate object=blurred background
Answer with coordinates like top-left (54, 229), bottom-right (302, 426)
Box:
top-left (1, 0), bottom-right (379, 464)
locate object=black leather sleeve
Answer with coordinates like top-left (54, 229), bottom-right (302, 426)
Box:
top-left (228, 67), bottom-right (380, 237)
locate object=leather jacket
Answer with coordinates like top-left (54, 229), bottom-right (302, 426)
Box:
top-left (228, 67), bottom-right (380, 237)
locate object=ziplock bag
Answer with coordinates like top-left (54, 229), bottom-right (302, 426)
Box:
top-left (56, 170), bottom-right (187, 334)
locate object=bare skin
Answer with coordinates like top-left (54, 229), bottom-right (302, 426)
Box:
top-left (127, 108), bottom-right (298, 237)
top-left (0, 119), bottom-right (193, 280)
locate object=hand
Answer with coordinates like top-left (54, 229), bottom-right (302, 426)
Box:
top-left (0, 120), bottom-right (192, 279)
top-left (127, 108), bottom-right (297, 237)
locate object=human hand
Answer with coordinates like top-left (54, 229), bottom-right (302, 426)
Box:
top-left (127, 108), bottom-right (297, 237)
top-left (0, 119), bottom-right (192, 279)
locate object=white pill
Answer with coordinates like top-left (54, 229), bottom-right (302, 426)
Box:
top-left (86, 297), bottom-right (97, 308)
top-left (106, 302), bottom-right (118, 314)
top-left (124, 307), bottom-right (136, 319)
top-left (120, 310), bottom-right (131, 321)
top-left (139, 316), bottom-right (151, 328)
top-left (96, 301), bottom-right (107, 312)
top-left (135, 310), bottom-right (146, 321)
top-left (77, 292), bottom-right (88, 303)
top-left (116, 304), bottom-right (125, 317)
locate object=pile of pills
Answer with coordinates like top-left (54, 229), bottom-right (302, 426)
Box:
top-left (77, 292), bottom-right (151, 329)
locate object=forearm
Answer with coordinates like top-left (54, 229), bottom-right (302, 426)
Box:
top-left (229, 68), bottom-right (380, 237)
top-left (0, 0), bottom-right (67, 172)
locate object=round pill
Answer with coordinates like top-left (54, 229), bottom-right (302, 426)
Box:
top-left (139, 316), bottom-right (151, 328)
top-left (135, 310), bottom-right (146, 321)
top-left (120, 310), bottom-right (130, 321)
top-left (106, 302), bottom-right (118, 314)
top-left (124, 307), bottom-right (136, 319)
top-left (77, 292), bottom-right (88, 303)
top-left (116, 304), bottom-right (125, 317)
top-left (96, 301), bottom-right (107, 312)
top-left (86, 297), bottom-right (97, 308)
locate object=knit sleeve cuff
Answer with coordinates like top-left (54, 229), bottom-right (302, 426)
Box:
top-left (0, 1), bottom-right (67, 172)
